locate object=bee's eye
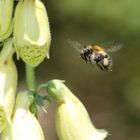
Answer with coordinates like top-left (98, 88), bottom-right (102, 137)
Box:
top-left (84, 48), bottom-right (89, 53)
top-left (85, 49), bottom-right (88, 52)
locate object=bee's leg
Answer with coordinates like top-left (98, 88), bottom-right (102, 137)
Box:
top-left (80, 55), bottom-right (87, 63)
top-left (96, 61), bottom-right (105, 71)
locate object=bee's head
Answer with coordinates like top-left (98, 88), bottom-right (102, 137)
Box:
top-left (80, 47), bottom-right (93, 62)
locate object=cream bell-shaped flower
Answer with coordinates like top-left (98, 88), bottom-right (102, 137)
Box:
top-left (0, 38), bottom-right (17, 132)
top-left (47, 80), bottom-right (108, 140)
top-left (0, 0), bottom-right (14, 42)
top-left (14, 0), bottom-right (51, 67)
top-left (1, 91), bottom-right (45, 140)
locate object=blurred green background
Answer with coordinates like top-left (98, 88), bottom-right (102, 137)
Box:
top-left (18, 0), bottom-right (140, 140)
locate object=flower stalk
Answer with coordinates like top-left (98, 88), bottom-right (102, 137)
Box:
top-left (25, 64), bottom-right (36, 93)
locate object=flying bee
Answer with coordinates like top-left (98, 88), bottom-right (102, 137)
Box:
top-left (68, 40), bottom-right (122, 72)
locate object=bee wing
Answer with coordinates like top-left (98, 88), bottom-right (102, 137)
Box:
top-left (67, 39), bottom-right (83, 52)
top-left (106, 42), bottom-right (122, 53)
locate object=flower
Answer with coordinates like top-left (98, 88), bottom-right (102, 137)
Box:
top-left (0, 38), bottom-right (17, 132)
top-left (14, 0), bottom-right (51, 67)
top-left (0, 0), bottom-right (13, 42)
top-left (1, 91), bottom-right (45, 140)
top-left (46, 80), bottom-right (108, 140)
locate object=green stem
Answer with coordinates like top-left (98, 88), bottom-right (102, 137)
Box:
top-left (25, 64), bottom-right (39, 116)
top-left (25, 64), bottom-right (36, 93)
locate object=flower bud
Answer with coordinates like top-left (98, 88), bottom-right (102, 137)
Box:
top-left (1, 91), bottom-right (45, 140)
top-left (0, 38), bottom-right (17, 132)
top-left (47, 80), bottom-right (108, 140)
top-left (0, 0), bottom-right (13, 42)
top-left (14, 0), bottom-right (51, 67)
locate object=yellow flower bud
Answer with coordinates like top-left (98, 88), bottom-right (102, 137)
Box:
top-left (14, 0), bottom-right (51, 67)
top-left (1, 91), bottom-right (45, 140)
top-left (47, 80), bottom-right (108, 140)
top-left (0, 38), bottom-right (17, 132)
top-left (0, 0), bottom-right (13, 42)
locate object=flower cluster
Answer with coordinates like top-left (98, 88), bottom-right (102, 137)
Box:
top-left (0, 0), bottom-right (108, 140)
top-left (0, 0), bottom-right (50, 139)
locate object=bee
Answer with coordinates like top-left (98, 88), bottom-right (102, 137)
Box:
top-left (68, 40), bottom-right (122, 72)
